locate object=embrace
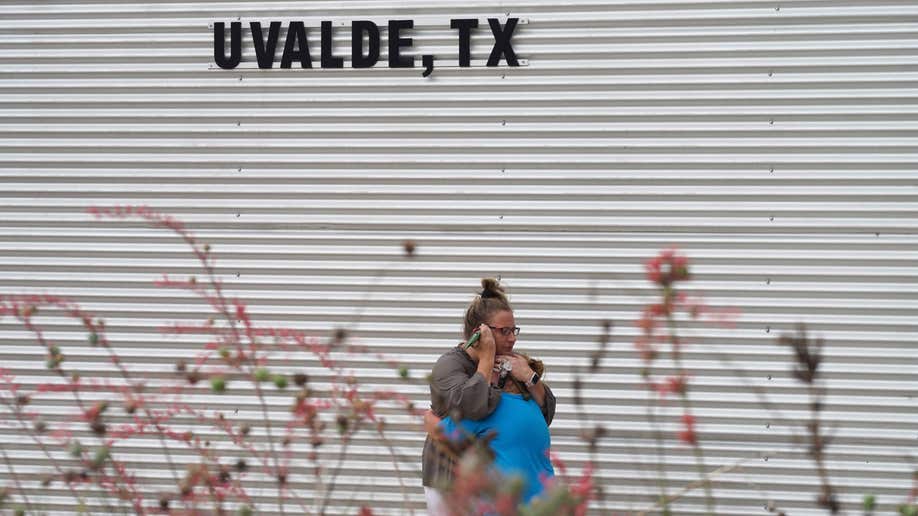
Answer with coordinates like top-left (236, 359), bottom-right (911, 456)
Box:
top-left (421, 278), bottom-right (557, 514)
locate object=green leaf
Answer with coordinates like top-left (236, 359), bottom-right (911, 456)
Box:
top-left (68, 440), bottom-right (84, 458)
top-left (92, 446), bottom-right (110, 468)
top-left (254, 367), bottom-right (270, 382)
top-left (210, 376), bottom-right (227, 393)
top-left (272, 374), bottom-right (288, 389)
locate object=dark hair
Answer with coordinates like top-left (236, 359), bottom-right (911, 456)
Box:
top-left (463, 278), bottom-right (512, 339)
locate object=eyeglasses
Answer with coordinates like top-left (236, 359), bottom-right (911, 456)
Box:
top-left (488, 325), bottom-right (520, 337)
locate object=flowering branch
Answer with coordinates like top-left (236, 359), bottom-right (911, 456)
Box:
top-left (638, 248), bottom-right (714, 514)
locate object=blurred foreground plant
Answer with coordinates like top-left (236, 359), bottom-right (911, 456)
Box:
top-left (0, 209), bottom-right (913, 515)
top-left (634, 248), bottom-right (718, 515)
top-left (0, 205), bottom-right (423, 515)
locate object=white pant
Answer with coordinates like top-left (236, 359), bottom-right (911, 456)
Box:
top-left (424, 486), bottom-right (449, 516)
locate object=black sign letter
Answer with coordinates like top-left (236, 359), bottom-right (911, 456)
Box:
top-left (281, 21), bottom-right (312, 68)
top-left (214, 22), bottom-right (241, 69)
top-left (388, 20), bottom-right (414, 68)
top-left (321, 21), bottom-right (344, 68)
top-left (351, 20), bottom-right (380, 68)
top-left (486, 18), bottom-right (519, 67)
top-left (450, 18), bottom-right (478, 67)
top-left (251, 21), bottom-right (283, 69)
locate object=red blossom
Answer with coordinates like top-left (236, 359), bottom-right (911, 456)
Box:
top-left (655, 374), bottom-right (689, 397)
top-left (649, 303), bottom-right (668, 317)
top-left (644, 247), bottom-right (690, 286)
top-left (549, 450), bottom-right (568, 476)
top-left (570, 463), bottom-right (595, 516)
top-left (679, 413), bottom-right (698, 445)
top-left (636, 311), bottom-right (657, 336)
top-left (645, 257), bottom-right (663, 284)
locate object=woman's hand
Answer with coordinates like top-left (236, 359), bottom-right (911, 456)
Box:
top-left (475, 324), bottom-right (496, 357)
top-left (471, 324), bottom-right (497, 381)
top-left (502, 353), bottom-right (547, 407)
top-left (505, 353), bottom-right (534, 382)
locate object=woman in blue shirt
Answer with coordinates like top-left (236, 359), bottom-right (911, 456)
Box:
top-left (426, 355), bottom-right (554, 506)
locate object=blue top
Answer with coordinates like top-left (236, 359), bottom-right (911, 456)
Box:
top-left (440, 392), bottom-right (554, 504)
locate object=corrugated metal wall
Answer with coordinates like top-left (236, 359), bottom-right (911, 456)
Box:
top-left (1, 1), bottom-right (916, 514)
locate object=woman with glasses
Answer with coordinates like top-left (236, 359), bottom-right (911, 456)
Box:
top-left (426, 352), bottom-right (554, 508)
top-left (421, 278), bottom-right (556, 514)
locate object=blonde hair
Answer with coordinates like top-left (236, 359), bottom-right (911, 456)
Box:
top-left (462, 278), bottom-right (512, 339)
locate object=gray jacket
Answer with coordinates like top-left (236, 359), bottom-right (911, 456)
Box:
top-left (421, 346), bottom-right (556, 488)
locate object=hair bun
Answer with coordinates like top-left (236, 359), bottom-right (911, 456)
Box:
top-left (464, 277), bottom-right (513, 339)
top-left (479, 277), bottom-right (505, 298)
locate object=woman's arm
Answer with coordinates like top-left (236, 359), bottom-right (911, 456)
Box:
top-left (538, 382), bottom-right (557, 425)
top-left (430, 326), bottom-right (500, 421)
top-left (431, 358), bottom-right (501, 420)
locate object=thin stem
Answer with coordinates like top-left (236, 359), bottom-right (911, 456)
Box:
top-left (644, 393), bottom-right (670, 512)
top-left (1, 444), bottom-right (35, 515)
top-left (145, 211), bottom-right (287, 515)
top-left (375, 424), bottom-right (414, 516)
top-left (809, 380), bottom-right (837, 513)
top-left (667, 314), bottom-right (714, 516)
top-left (634, 450), bottom-right (795, 515)
top-left (318, 421), bottom-right (361, 516)
top-left (1, 395), bottom-right (93, 511)
top-left (8, 299), bottom-right (148, 513)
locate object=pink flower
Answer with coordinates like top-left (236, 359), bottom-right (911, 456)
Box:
top-left (656, 374), bottom-right (689, 397)
top-left (636, 312), bottom-right (656, 336)
top-left (647, 303), bottom-right (670, 318)
top-left (679, 413), bottom-right (698, 445)
top-left (645, 257), bottom-right (663, 284)
top-left (645, 248), bottom-right (691, 286)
